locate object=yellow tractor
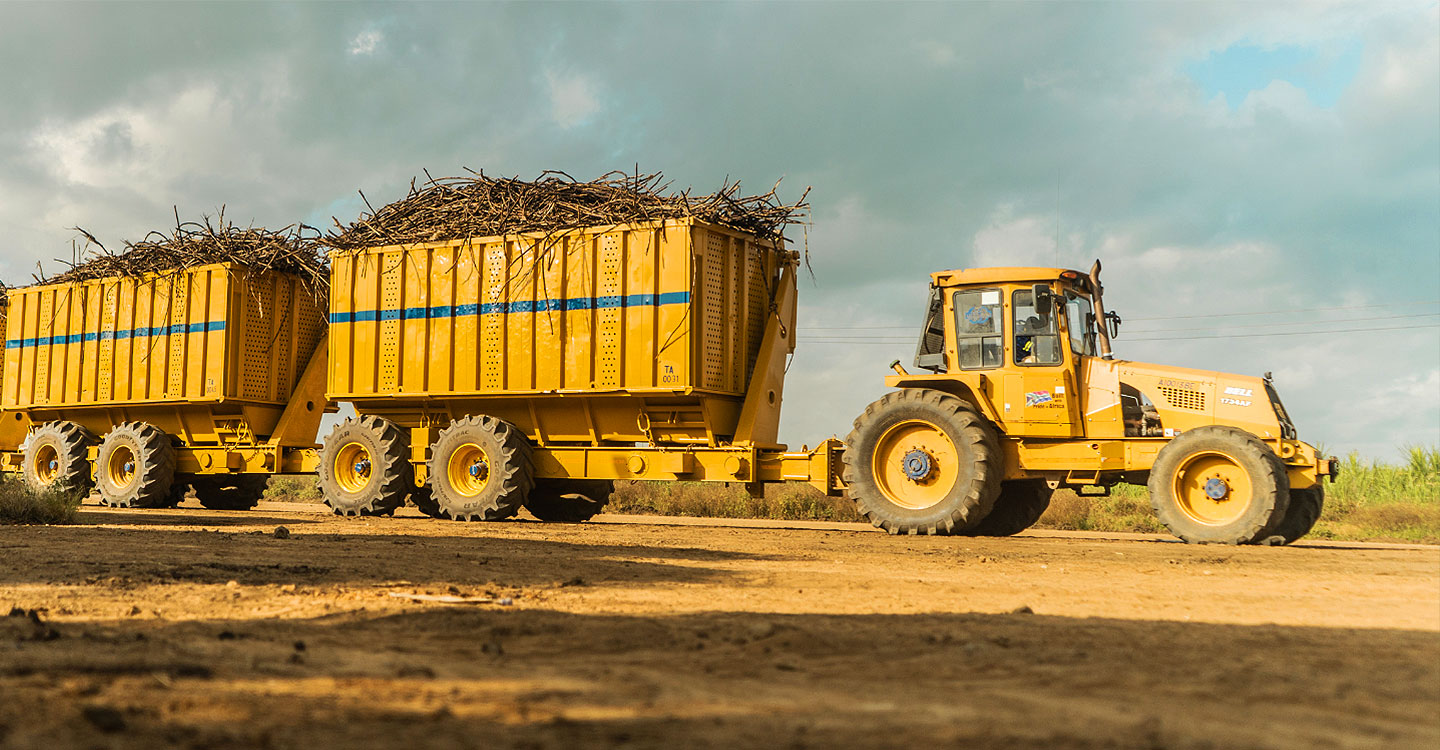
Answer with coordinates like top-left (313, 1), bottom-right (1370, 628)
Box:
top-left (843, 261), bottom-right (1338, 544)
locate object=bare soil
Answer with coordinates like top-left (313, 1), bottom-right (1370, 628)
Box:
top-left (1, 501), bottom-right (1436, 749)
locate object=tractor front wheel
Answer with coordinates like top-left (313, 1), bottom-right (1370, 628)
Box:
top-left (1148, 426), bottom-right (1289, 544)
top-left (842, 389), bottom-right (1001, 535)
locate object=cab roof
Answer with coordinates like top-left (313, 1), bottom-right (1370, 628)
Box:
top-left (931, 266), bottom-right (1084, 287)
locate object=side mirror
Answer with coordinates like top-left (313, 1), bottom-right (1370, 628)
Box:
top-left (1105, 311), bottom-right (1122, 338)
top-left (1030, 283), bottom-right (1053, 309)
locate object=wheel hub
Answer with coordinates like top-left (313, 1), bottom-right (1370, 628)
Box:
top-left (902, 449), bottom-right (935, 482)
top-left (353, 460), bottom-right (371, 477)
top-left (1203, 477), bottom-right (1230, 500)
top-left (49, 460), bottom-right (58, 472)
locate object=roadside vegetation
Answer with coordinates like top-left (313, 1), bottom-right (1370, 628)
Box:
top-left (263, 475), bottom-right (323, 503)
top-left (0, 479), bottom-right (83, 524)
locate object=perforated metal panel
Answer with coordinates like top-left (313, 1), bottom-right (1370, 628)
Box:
top-left (97, 283), bottom-right (116, 399)
top-left (34, 291), bottom-right (51, 403)
top-left (728, 236), bottom-right (744, 393)
top-left (240, 280), bottom-right (275, 400)
top-left (597, 233), bottom-right (623, 388)
top-left (1160, 386), bottom-right (1205, 412)
top-left (701, 234), bottom-right (727, 390)
top-left (482, 243), bottom-right (507, 390)
top-left (379, 256), bottom-right (401, 392)
top-left (166, 276), bottom-right (188, 398)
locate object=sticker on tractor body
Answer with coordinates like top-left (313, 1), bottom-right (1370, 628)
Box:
top-left (1025, 391), bottom-right (1053, 406)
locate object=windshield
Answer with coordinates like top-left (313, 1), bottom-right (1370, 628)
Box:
top-left (1065, 291), bottom-right (1097, 356)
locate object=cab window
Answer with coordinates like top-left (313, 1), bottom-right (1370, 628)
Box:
top-left (1065, 292), bottom-right (1096, 356)
top-left (1013, 289), bottom-right (1061, 365)
top-left (952, 289), bottom-right (1003, 369)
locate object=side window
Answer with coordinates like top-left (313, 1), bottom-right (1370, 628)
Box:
top-left (952, 289), bottom-right (1003, 369)
top-left (1066, 292), bottom-right (1095, 356)
top-left (1013, 290), bottom-right (1062, 365)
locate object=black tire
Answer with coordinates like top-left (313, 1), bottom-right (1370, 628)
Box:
top-left (22, 421), bottom-right (95, 494)
top-left (186, 475), bottom-right (269, 511)
top-left (427, 415), bottom-right (533, 522)
top-left (318, 415), bottom-right (412, 517)
top-left (525, 479), bottom-right (614, 522)
top-left (1272, 484), bottom-right (1324, 544)
top-left (410, 485), bottom-right (443, 518)
top-left (1148, 425), bottom-right (1289, 544)
top-left (95, 422), bottom-right (176, 508)
top-left (842, 388), bottom-right (1002, 535)
top-left (964, 480), bottom-right (1052, 537)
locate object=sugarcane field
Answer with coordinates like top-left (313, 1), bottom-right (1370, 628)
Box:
top-left (1, 3), bottom-right (1437, 750)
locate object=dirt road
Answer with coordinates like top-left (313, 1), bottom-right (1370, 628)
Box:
top-left (2, 501), bottom-right (1436, 749)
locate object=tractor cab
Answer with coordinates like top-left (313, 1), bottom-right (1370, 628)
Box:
top-left (905, 263), bottom-right (1117, 439)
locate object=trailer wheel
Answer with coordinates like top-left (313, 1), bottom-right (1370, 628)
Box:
top-left (842, 388), bottom-right (1001, 535)
top-left (1271, 484), bottom-right (1324, 545)
top-left (524, 479), bottom-right (614, 523)
top-left (23, 421), bottom-right (96, 494)
top-left (318, 416), bottom-right (412, 517)
top-left (95, 422), bottom-right (176, 508)
top-left (963, 480), bottom-right (1052, 537)
top-left (426, 415), bottom-right (533, 522)
top-left (1148, 426), bottom-right (1289, 544)
top-left (183, 475), bottom-right (269, 511)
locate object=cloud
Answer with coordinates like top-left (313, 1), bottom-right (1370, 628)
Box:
top-left (0, 2), bottom-right (1433, 460)
top-left (348, 30), bottom-right (382, 56)
top-left (544, 70), bottom-right (600, 129)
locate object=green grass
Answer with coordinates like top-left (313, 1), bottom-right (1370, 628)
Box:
top-left (1306, 446), bottom-right (1440, 544)
top-left (0, 478), bottom-right (82, 525)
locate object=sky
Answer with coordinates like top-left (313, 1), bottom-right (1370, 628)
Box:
top-left (0, 1), bottom-right (1435, 461)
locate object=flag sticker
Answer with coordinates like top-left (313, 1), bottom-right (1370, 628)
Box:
top-left (1025, 391), bottom-right (1053, 406)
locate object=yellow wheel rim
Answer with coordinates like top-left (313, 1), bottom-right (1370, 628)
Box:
top-left (33, 443), bottom-right (59, 485)
top-left (106, 445), bottom-right (137, 491)
top-left (447, 443), bottom-right (490, 498)
top-left (871, 420), bottom-right (958, 510)
top-left (334, 442), bottom-right (374, 494)
top-left (1172, 450), bottom-right (1254, 526)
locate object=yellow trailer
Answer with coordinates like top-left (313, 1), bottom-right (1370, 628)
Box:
top-left (321, 218), bottom-right (842, 520)
top-left (1, 264), bottom-right (330, 508)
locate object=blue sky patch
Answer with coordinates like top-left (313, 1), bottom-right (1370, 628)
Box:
top-left (1186, 41), bottom-right (1363, 110)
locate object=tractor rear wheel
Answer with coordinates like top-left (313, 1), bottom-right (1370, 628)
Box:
top-left (95, 422), bottom-right (176, 508)
top-left (1272, 484), bottom-right (1324, 544)
top-left (525, 479), bottom-right (614, 522)
top-left (23, 421), bottom-right (95, 494)
top-left (964, 480), bottom-right (1052, 537)
top-left (1148, 426), bottom-right (1289, 544)
top-left (318, 416), bottom-right (412, 517)
top-left (426, 415), bottom-right (533, 521)
top-left (842, 388), bottom-right (1001, 535)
